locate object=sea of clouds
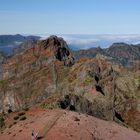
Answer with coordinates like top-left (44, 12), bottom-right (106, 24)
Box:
top-left (39, 34), bottom-right (140, 50)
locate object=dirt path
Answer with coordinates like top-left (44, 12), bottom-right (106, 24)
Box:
top-left (39, 110), bottom-right (64, 139)
top-left (1, 109), bottom-right (140, 140)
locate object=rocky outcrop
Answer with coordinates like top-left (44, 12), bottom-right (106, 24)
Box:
top-left (56, 58), bottom-right (140, 132)
top-left (57, 94), bottom-right (113, 121)
top-left (39, 35), bottom-right (74, 66)
top-left (0, 35), bottom-right (74, 113)
top-left (57, 58), bottom-right (115, 121)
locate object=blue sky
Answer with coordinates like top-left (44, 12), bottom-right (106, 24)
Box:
top-left (0, 0), bottom-right (140, 34)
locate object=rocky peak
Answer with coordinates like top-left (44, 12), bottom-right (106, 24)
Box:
top-left (38, 35), bottom-right (74, 66)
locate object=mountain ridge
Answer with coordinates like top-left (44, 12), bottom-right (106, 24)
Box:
top-left (0, 34), bottom-right (40, 55)
top-left (0, 36), bottom-right (140, 134)
top-left (73, 42), bottom-right (140, 68)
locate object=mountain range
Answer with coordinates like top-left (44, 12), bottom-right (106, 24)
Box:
top-left (0, 34), bottom-right (140, 69)
top-left (0, 34), bottom-right (40, 55)
top-left (73, 42), bottom-right (140, 68)
top-left (1, 34), bottom-right (140, 55)
top-left (0, 35), bottom-right (140, 139)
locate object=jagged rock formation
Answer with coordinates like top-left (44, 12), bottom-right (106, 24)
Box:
top-left (56, 58), bottom-right (140, 131)
top-left (57, 58), bottom-right (116, 121)
top-left (0, 35), bottom-right (74, 113)
top-left (37, 53), bottom-right (138, 132)
top-left (39, 35), bottom-right (74, 66)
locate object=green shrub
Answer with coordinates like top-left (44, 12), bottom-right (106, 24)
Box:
top-left (8, 124), bottom-right (13, 128)
top-left (84, 78), bottom-right (93, 85)
top-left (41, 103), bottom-right (56, 109)
top-left (19, 129), bottom-right (22, 132)
top-left (24, 107), bottom-right (29, 111)
top-left (13, 122), bottom-right (17, 125)
top-left (20, 116), bottom-right (27, 121)
top-left (13, 116), bottom-right (19, 120)
top-left (0, 115), bottom-right (5, 128)
top-left (18, 112), bottom-right (25, 116)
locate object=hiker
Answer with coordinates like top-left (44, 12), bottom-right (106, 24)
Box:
top-left (34, 133), bottom-right (36, 140)
top-left (31, 130), bottom-right (34, 140)
top-left (36, 132), bottom-right (39, 140)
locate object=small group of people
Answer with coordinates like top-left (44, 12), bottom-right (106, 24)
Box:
top-left (31, 130), bottom-right (39, 140)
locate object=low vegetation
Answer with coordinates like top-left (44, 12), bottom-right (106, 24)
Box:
top-left (12, 111), bottom-right (27, 124)
top-left (24, 107), bottom-right (29, 111)
top-left (13, 122), bottom-right (17, 125)
top-left (8, 124), bottom-right (13, 128)
top-left (13, 116), bottom-right (19, 120)
top-left (20, 116), bottom-right (27, 121)
top-left (18, 112), bottom-right (25, 116)
top-left (41, 102), bottom-right (57, 109)
top-left (0, 114), bottom-right (5, 128)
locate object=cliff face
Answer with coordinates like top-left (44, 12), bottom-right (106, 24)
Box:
top-left (0, 36), bottom-right (140, 132)
top-left (56, 57), bottom-right (140, 131)
top-left (0, 35), bottom-right (74, 113)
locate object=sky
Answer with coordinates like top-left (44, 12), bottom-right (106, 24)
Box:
top-left (0, 0), bottom-right (140, 34)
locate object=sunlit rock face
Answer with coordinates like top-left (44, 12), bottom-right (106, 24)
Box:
top-left (0, 35), bottom-right (74, 113)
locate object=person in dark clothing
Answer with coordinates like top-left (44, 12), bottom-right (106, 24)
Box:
top-left (31, 130), bottom-right (34, 140)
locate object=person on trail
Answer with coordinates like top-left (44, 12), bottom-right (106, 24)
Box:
top-left (36, 132), bottom-right (39, 140)
top-left (34, 133), bottom-right (36, 140)
top-left (31, 130), bottom-right (34, 140)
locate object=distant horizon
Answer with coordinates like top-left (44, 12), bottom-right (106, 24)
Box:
top-left (1, 34), bottom-right (140, 49)
top-left (1, 33), bottom-right (140, 54)
top-left (1, 33), bottom-right (140, 36)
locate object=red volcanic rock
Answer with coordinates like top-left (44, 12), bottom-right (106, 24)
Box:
top-left (0, 109), bottom-right (140, 140)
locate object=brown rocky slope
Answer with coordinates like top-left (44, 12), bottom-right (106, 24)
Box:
top-left (0, 108), bottom-right (140, 140)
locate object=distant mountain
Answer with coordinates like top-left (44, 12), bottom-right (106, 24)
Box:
top-left (0, 34), bottom-right (40, 46)
top-left (60, 34), bottom-right (140, 50)
top-left (105, 43), bottom-right (140, 59)
top-left (2, 34), bottom-right (140, 56)
top-left (0, 34), bottom-right (40, 55)
top-left (74, 42), bottom-right (140, 68)
top-left (12, 39), bottom-right (37, 55)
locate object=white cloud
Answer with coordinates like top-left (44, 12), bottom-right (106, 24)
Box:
top-left (132, 41), bottom-right (140, 45)
top-left (38, 34), bottom-right (140, 49)
top-left (66, 38), bottom-right (99, 45)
